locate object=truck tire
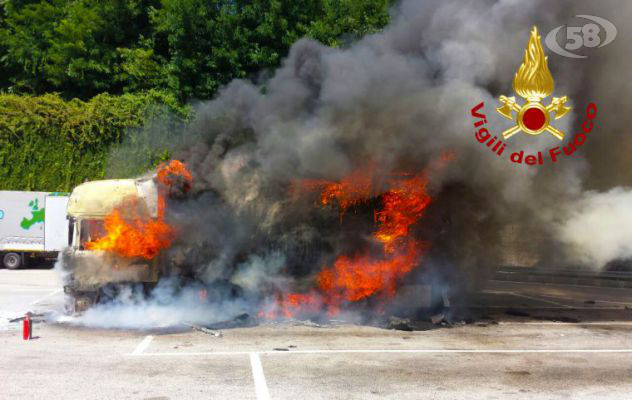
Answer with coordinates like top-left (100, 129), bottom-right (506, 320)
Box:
top-left (73, 294), bottom-right (96, 314)
top-left (3, 252), bottom-right (22, 269)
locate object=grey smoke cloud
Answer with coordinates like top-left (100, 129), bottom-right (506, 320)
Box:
top-left (92, 0), bottom-right (632, 327)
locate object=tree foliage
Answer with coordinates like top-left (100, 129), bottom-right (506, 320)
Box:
top-left (0, 0), bottom-right (393, 100)
top-left (0, 0), bottom-right (161, 98)
top-left (0, 91), bottom-right (189, 191)
top-left (0, 0), bottom-right (394, 190)
top-left (307, 0), bottom-right (392, 47)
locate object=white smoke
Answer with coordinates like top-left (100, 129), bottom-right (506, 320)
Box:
top-left (58, 279), bottom-right (250, 330)
top-left (559, 188), bottom-right (632, 269)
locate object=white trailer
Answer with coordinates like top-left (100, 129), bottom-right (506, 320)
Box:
top-left (0, 191), bottom-right (69, 269)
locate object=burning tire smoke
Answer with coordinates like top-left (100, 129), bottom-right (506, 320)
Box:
top-left (64, 0), bottom-right (632, 328)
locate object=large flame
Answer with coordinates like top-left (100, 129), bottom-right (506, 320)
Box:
top-left (84, 202), bottom-right (174, 260)
top-left (262, 158), bottom-right (448, 318)
top-left (314, 173), bottom-right (431, 313)
top-left (513, 26), bottom-right (554, 101)
top-left (85, 160), bottom-right (192, 260)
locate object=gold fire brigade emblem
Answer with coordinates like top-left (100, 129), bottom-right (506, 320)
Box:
top-left (497, 26), bottom-right (571, 140)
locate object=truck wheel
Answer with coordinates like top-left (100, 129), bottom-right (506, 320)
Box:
top-left (3, 252), bottom-right (22, 269)
top-left (73, 294), bottom-right (96, 314)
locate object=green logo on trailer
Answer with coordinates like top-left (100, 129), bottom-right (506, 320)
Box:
top-left (20, 198), bottom-right (45, 230)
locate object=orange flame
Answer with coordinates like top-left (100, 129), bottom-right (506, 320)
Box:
top-left (317, 241), bottom-right (422, 304)
top-left (293, 164), bottom-right (374, 220)
top-left (85, 204), bottom-right (173, 260)
top-left (375, 174), bottom-right (432, 253)
top-left (157, 160), bottom-right (193, 193)
top-left (264, 157), bottom-right (449, 319)
top-left (314, 173), bottom-right (431, 312)
top-left (85, 160), bottom-right (193, 260)
top-left (258, 292), bottom-right (322, 319)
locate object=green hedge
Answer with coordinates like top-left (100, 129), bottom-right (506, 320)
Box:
top-left (0, 91), bottom-right (189, 192)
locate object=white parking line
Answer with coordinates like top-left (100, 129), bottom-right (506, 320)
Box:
top-left (135, 348), bottom-right (632, 356)
top-left (0, 287), bottom-right (57, 292)
top-left (508, 291), bottom-right (632, 308)
top-left (131, 335), bottom-right (154, 355)
top-left (249, 353), bottom-right (271, 400)
top-left (508, 292), bottom-right (574, 308)
top-left (29, 288), bottom-right (62, 306)
top-left (484, 290), bottom-right (575, 308)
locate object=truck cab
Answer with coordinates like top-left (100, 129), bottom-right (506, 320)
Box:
top-left (62, 178), bottom-right (162, 312)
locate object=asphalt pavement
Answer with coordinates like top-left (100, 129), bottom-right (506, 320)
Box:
top-left (2, 267), bottom-right (632, 399)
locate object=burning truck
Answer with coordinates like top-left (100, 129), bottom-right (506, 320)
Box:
top-left (60, 154), bottom-right (505, 323)
top-left (61, 161), bottom-right (192, 313)
top-left (51, 0), bottom-right (632, 328)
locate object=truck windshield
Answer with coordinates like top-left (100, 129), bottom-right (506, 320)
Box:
top-left (79, 219), bottom-right (106, 250)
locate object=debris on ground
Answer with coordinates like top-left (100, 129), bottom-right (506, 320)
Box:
top-left (273, 347), bottom-right (289, 351)
top-left (206, 313), bottom-right (257, 330)
top-left (534, 315), bottom-right (580, 323)
top-left (263, 318), bottom-right (328, 328)
top-left (387, 316), bottom-right (414, 331)
top-left (505, 309), bottom-right (531, 317)
top-left (584, 300), bottom-right (596, 304)
top-left (475, 321), bottom-right (499, 327)
top-left (431, 313), bottom-right (448, 325)
top-left (185, 323), bottom-right (223, 337)
top-left (291, 319), bottom-right (324, 328)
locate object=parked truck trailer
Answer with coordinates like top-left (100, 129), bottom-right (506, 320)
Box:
top-left (0, 191), bottom-right (69, 269)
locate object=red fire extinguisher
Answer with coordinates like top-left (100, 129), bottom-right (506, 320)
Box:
top-left (23, 313), bottom-right (32, 340)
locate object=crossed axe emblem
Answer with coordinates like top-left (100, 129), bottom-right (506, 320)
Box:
top-left (496, 96), bottom-right (571, 141)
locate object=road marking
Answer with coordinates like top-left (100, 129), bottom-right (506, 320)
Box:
top-left (0, 287), bottom-right (57, 292)
top-left (29, 288), bottom-right (62, 306)
top-left (485, 290), bottom-right (574, 308)
top-left (506, 290), bottom-right (632, 308)
top-left (135, 348), bottom-right (632, 356)
top-left (509, 292), bottom-right (574, 308)
top-left (249, 353), bottom-right (271, 400)
top-left (491, 279), bottom-right (632, 291)
top-left (131, 335), bottom-right (154, 355)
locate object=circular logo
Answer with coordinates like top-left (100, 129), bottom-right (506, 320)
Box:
top-left (0, 210), bottom-right (4, 219)
top-left (522, 107), bottom-right (547, 131)
top-left (517, 102), bottom-right (550, 135)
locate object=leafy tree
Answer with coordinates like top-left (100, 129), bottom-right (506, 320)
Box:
top-left (0, 0), bottom-right (66, 94)
top-left (0, 1), bottom-right (13, 89)
top-left (0, 0), bottom-right (393, 100)
top-left (307, 0), bottom-right (393, 47)
top-left (117, 42), bottom-right (163, 92)
top-left (0, 90), bottom-right (189, 191)
top-left (150, 0), bottom-right (393, 100)
top-left (0, 0), bottom-right (161, 98)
